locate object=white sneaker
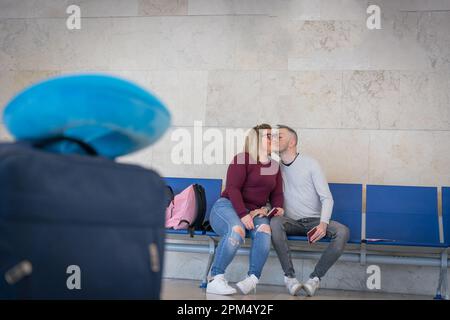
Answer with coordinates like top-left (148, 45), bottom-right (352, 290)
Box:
top-left (284, 276), bottom-right (302, 296)
top-left (206, 274), bottom-right (237, 295)
top-left (236, 274), bottom-right (259, 295)
top-left (303, 277), bottom-right (320, 297)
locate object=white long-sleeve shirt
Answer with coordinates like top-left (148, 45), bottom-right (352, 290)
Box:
top-left (281, 153), bottom-right (334, 224)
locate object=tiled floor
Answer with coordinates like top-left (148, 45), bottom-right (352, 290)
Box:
top-left (161, 278), bottom-right (432, 300)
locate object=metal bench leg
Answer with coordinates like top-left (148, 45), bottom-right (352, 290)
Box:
top-left (200, 237), bottom-right (217, 288)
top-left (443, 250), bottom-right (449, 300)
top-left (435, 269), bottom-right (443, 299)
top-left (444, 266), bottom-right (449, 300)
top-left (435, 250), bottom-right (448, 300)
top-left (359, 243), bottom-right (367, 266)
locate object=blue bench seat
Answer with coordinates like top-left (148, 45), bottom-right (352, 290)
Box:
top-left (365, 185), bottom-right (443, 248)
top-left (165, 229), bottom-right (206, 236)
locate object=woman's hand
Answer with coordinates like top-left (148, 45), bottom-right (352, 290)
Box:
top-left (250, 207), bottom-right (268, 218)
top-left (241, 214), bottom-right (254, 230)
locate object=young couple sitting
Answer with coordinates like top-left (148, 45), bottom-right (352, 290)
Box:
top-left (206, 124), bottom-right (350, 297)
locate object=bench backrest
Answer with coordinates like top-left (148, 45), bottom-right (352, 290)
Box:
top-left (366, 185), bottom-right (439, 245)
top-left (443, 187), bottom-right (450, 246)
top-left (164, 177), bottom-right (223, 221)
top-left (329, 183), bottom-right (362, 242)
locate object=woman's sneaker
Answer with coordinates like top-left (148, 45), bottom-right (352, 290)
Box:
top-left (236, 274), bottom-right (259, 295)
top-left (284, 276), bottom-right (302, 296)
top-left (206, 274), bottom-right (237, 295)
top-left (303, 277), bottom-right (320, 297)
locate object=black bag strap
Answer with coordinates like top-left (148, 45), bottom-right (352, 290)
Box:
top-left (178, 220), bottom-right (195, 237)
top-left (165, 186), bottom-right (175, 207)
top-left (178, 219), bottom-right (190, 226)
top-left (202, 220), bottom-right (212, 232)
top-left (188, 226), bottom-right (195, 238)
top-left (29, 135), bottom-right (98, 156)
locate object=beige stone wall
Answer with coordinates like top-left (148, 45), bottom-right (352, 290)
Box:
top-left (1, 0), bottom-right (450, 296)
top-left (1, 0), bottom-right (449, 188)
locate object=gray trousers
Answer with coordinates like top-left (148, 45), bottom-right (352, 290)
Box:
top-left (270, 216), bottom-right (350, 280)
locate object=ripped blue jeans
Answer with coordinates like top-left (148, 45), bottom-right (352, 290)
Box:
top-left (209, 197), bottom-right (271, 279)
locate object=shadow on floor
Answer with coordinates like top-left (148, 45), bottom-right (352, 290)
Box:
top-left (161, 278), bottom-right (431, 300)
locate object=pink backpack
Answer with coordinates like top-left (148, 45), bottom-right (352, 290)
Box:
top-left (165, 185), bottom-right (197, 230)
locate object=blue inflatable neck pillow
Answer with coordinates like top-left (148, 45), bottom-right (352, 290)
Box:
top-left (3, 74), bottom-right (171, 159)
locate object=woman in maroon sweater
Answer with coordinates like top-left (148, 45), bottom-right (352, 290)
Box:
top-left (206, 124), bottom-right (284, 296)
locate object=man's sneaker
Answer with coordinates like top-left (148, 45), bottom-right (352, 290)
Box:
top-left (206, 274), bottom-right (237, 295)
top-left (236, 274), bottom-right (259, 295)
top-left (303, 277), bottom-right (320, 297)
top-left (284, 276), bottom-right (302, 296)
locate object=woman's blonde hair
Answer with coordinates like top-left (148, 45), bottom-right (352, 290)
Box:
top-left (244, 123), bottom-right (271, 163)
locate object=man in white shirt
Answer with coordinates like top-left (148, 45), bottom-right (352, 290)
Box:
top-left (270, 125), bottom-right (350, 297)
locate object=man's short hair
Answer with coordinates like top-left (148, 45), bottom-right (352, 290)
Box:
top-left (276, 124), bottom-right (298, 146)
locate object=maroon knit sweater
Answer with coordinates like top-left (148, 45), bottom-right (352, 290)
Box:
top-left (221, 152), bottom-right (283, 218)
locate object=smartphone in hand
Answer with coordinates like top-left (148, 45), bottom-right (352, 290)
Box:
top-left (307, 226), bottom-right (318, 244)
top-left (267, 208), bottom-right (279, 218)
